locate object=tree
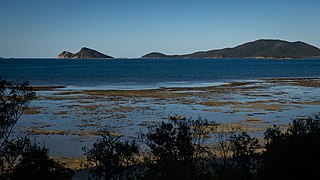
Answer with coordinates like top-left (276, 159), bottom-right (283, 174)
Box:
top-left (83, 131), bottom-right (140, 180)
top-left (228, 132), bottom-right (261, 180)
top-left (0, 77), bottom-right (35, 177)
top-left (0, 77), bottom-right (35, 150)
top-left (141, 122), bottom-right (198, 179)
top-left (2, 138), bottom-right (74, 180)
top-left (261, 114), bottom-right (320, 179)
top-left (0, 77), bottom-right (74, 179)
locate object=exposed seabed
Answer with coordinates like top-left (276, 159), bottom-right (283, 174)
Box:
top-left (13, 78), bottom-right (320, 167)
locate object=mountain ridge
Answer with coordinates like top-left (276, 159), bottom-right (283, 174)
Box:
top-left (142, 39), bottom-right (320, 59)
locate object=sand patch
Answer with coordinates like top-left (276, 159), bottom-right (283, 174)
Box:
top-left (264, 78), bottom-right (320, 87)
top-left (26, 126), bottom-right (122, 137)
top-left (51, 157), bottom-right (86, 170)
top-left (232, 103), bottom-right (284, 111)
top-left (293, 101), bottom-right (320, 105)
top-left (24, 106), bottom-right (42, 115)
top-left (201, 100), bottom-right (241, 107)
top-left (215, 122), bottom-right (268, 133)
top-left (245, 118), bottom-right (264, 123)
top-left (80, 105), bottom-right (100, 111)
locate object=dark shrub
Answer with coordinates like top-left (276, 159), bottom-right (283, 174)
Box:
top-left (261, 114), bottom-right (320, 179)
top-left (83, 131), bottom-right (140, 180)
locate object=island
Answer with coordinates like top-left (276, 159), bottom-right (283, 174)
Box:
top-left (142, 39), bottom-right (320, 59)
top-left (58, 47), bottom-right (113, 59)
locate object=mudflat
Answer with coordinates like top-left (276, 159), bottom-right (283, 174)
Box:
top-left (15, 78), bottom-right (320, 165)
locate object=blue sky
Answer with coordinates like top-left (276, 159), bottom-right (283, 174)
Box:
top-left (0, 0), bottom-right (319, 58)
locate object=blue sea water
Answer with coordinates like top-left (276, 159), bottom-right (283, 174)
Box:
top-left (1, 58), bottom-right (320, 89)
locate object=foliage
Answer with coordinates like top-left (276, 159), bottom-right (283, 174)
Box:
top-left (228, 132), bottom-right (260, 179)
top-left (261, 114), bottom-right (320, 179)
top-left (141, 122), bottom-right (197, 179)
top-left (0, 77), bottom-right (35, 149)
top-left (0, 77), bottom-right (73, 179)
top-left (83, 131), bottom-right (140, 180)
top-left (1, 137), bottom-right (74, 180)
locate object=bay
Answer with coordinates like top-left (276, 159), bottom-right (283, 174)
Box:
top-left (1, 58), bottom-right (320, 157)
top-left (1, 58), bottom-right (319, 88)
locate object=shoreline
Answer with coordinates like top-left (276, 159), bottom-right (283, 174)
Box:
top-left (2, 57), bottom-right (320, 60)
top-left (14, 77), bottom-right (320, 164)
top-left (31, 77), bottom-right (320, 91)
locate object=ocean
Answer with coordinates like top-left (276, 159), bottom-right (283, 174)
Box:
top-left (1, 58), bottom-right (320, 88)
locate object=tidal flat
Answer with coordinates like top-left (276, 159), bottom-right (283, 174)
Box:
top-left (13, 78), bottom-right (320, 167)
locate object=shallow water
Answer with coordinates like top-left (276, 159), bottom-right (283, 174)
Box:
top-left (12, 79), bottom-right (320, 157)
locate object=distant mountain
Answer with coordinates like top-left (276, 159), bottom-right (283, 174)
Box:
top-left (58, 47), bottom-right (113, 59)
top-left (142, 39), bottom-right (320, 59)
top-left (141, 52), bottom-right (181, 59)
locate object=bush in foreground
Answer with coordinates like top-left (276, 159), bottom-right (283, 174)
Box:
top-left (83, 131), bottom-right (140, 180)
top-left (0, 77), bottom-right (74, 179)
top-left (261, 114), bottom-right (320, 179)
top-left (1, 138), bottom-right (74, 180)
top-left (85, 114), bottom-right (320, 180)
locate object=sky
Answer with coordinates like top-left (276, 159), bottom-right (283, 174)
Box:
top-left (0, 0), bottom-right (319, 58)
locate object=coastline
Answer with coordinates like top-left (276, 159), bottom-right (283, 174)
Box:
top-left (11, 77), bottom-right (319, 170)
top-left (15, 78), bottom-right (320, 159)
top-left (30, 76), bottom-right (320, 91)
top-left (3, 57), bottom-right (320, 60)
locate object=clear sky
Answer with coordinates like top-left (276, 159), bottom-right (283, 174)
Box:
top-left (0, 0), bottom-right (319, 58)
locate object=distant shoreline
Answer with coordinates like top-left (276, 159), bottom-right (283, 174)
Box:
top-left (2, 57), bottom-right (320, 60)
top-left (30, 77), bottom-right (320, 91)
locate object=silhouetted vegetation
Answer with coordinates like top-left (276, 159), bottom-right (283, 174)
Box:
top-left (141, 122), bottom-right (198, 179)
top-left (1, 138), bottom-right (74, 180)
top-left (0, 77), bottom-right (74, 179)
top-left (83, 131), bottom-right (140, 180)
top-left (260, 114), bottom-right (320, 179)
top-left (0, 77), bottom-right (35, 150)
top-left (83, 114), bottom-right (320, 180)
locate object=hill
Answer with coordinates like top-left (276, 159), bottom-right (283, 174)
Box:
top-left (58, 47), bottom-right (113, 59)
top-left (142, 39), bottom-right (320, 59)
top-left (141, 52), bottom-right (183, 59)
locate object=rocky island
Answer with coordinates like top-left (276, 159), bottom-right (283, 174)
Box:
top-left (58, 47), bottom-right (113, 59)
top-left (142, 39), bottom-right (320, 59)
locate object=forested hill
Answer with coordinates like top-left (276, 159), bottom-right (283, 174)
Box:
top-left (142, 39), bottom-right (320, 59)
